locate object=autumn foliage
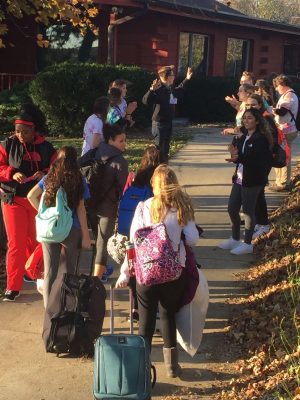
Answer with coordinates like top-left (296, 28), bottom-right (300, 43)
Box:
top-left (0, 0), bottom-right (99, 48)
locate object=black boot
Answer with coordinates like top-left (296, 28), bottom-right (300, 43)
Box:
top-left (163, 347), bottom-right (181, 378)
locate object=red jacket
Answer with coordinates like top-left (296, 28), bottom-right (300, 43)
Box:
top-left (0, 134), bottom-right (57, 197)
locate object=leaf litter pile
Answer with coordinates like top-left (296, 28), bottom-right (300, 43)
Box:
top-left (218, 165), bottom-right (300, 400)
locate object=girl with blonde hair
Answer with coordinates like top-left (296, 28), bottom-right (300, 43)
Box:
top-left (116, 164), bottom-right (199, 378)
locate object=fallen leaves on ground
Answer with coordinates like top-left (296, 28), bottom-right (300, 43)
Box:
top-left (218, 167), bottom-right (300, 400)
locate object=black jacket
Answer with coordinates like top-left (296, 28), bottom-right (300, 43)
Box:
top-left (233, 131), bottom-right (272, 187)
top-left (142, 79), bottom-right (188, 123)
top-left (0, 134), bottom-right (56, 197)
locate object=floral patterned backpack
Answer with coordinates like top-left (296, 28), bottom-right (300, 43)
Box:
top-left (133, 222), bottom-right (183, 286)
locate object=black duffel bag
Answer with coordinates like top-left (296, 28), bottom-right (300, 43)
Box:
top-left (43, 272), bottom-right (106, 357)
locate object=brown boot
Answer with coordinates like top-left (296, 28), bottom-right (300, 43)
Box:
top-left (163, 347), bottom-right (181, 378)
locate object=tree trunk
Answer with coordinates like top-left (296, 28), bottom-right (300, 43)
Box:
top-left (78, 28), bottom-right (96, 62)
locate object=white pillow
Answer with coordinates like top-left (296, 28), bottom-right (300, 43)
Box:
top-left (176, 269), bottom-right (209, 357)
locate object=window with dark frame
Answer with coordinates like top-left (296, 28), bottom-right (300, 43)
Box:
top-left (178, 32), bottom-right (209, 77)
top-left (283, 44), bottom-right (300, 75)
top-left (225, 38), bottom-right (250, 78)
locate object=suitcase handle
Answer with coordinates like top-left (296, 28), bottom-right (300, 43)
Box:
top-left (110, 285), bottom-right (133, 334)
top-left (151, 364), bottom-right (156, 388)
top-left (75, 242), bottom-right (96, 277)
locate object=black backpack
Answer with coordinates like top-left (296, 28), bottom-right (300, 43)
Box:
top-left (286, 90), bottom-right (300, 131)
top-left (78, 149), bottom-right (117, 209)
top-left (42, 272), bottom-right (106, 356)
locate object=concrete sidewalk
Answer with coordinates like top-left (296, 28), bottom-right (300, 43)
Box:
top-left (0, 126), bottom-right (299, 400)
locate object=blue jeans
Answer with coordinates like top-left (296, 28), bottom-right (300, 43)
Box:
top-left (228, 183), bottom-right (263, 244)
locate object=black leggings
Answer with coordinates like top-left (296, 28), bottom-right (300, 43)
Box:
top-left (88, 207), bottom-right (117, 265)
top-left (128, 277), bottom-right (138, 310)
top-left (136, 269), bottom-right (187, 349)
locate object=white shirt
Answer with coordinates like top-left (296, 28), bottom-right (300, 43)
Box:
top-left (275, 90), bottom-right (299, 134)
top-left (81, 114), bottom-right (104, 155)
top-left (119, 198), bottom-right (199, 282)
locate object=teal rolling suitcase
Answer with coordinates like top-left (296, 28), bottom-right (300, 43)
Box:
top-left (93, 286), bottom-right (156, 400)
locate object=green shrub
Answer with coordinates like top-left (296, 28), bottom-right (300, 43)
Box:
top-left (177, 76), bottom-right (239, 123)
top-left (0, 81), bottom-right (32, 134)
top-left (5, 69), bottom-right (298, 137)
top-left (29, 62), bottom-right (155, 136)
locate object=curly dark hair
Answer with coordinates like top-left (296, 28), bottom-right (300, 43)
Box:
top-left (134, 145), bottom-right (160, 187)
top-left (44, 146), bottom-right (84, 209)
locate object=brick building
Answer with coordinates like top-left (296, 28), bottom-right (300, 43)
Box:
top-left (96, 0), bottom-right (300, 78)
top-left (1, 0), bottom-right (300, 88)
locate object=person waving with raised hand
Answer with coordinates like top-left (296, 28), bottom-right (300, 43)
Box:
top-left (142, 65), bottom-right (193, 163)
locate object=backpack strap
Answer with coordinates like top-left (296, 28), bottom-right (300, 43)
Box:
top-left (282, 90), bottom-right (298, 121)
top-left (115, 105), bottom-right (123, 118)
top-left (139, 201), bottom-right (146, 228)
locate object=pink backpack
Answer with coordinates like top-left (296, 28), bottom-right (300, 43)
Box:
top-left (133, 222), bottom-right (183, 286)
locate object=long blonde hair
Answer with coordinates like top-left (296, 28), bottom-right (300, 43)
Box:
top-left (150, 164), bottom-right (194, 226)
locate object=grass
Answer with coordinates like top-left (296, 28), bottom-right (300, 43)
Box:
top-left (0, 129), bottom-right (192, 292)
top-left (49, 130), bottom-right (191, 171)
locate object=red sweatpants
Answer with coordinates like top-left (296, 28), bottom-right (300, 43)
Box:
top-left (2, 197), bottom-right (38, 291)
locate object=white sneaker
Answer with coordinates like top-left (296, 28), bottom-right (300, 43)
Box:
top-left (218, 237), bottom-right (241, 250)
top-left (252, 225), bottom-right (270, 240)
top-left (230, 242), bottom-right (253, 255)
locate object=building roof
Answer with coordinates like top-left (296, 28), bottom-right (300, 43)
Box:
top-left (143, 0), bottom-right (245, 16)
top-left (97, 0), bottom-right (300, 37)
top-left (137, 0), bottom-right (300, 36)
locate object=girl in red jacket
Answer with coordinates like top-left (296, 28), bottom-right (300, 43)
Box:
top-left (0, 106), bottom-right (56, 301)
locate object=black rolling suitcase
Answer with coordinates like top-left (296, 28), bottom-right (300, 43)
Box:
top-left (93, 286), bottom-right (156, 399)
top-left (42, 248), bottom-right (106, 356)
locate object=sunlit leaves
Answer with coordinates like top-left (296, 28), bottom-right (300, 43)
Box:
top-left (0, 0), bottom-right (99, 45)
